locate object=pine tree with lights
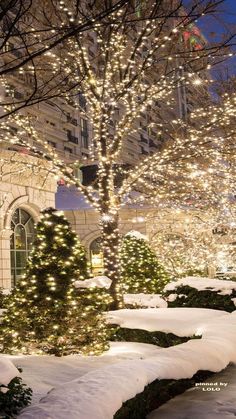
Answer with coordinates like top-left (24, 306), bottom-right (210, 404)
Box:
top-left (120, 231), bottom-right (170, 294)
top-left (0, 208), bottom-right (110, 356)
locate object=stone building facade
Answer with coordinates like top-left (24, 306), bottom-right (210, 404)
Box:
top-left (0, 150), bottom-right (56, 288)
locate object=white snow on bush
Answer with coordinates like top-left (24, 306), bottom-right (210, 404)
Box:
top-left (124, 294), bottom-right (167, 308)
top-left (0, 357), bottom-right (19, 387)
top-left (106, 307), bottom-right (227, 336)
top-left (19, 308), bottom-right (236, 419)
top-left (232, 298), bottom-right (236, 306)
top-left (74, 276), bottom-right (112, 289)
top-left (125, 230), bottom-right (148, 240)
top-left (166, 294), bottom-right (185, 302)
top-left (164, 277), bottom-right (236, 294)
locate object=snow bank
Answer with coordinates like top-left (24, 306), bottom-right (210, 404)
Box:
top-left (124, 294), bottom-right (167, 308)
top-left (19, 309), bottom-right (236, 419)
top-left (74, 276), bottom-right (112, 289)
top-left (164, 277), bottom-right (236, 294)
top-left (106, 307), bottom-right (227, 336)
top-left (0, 357), bottom-right (19, 387)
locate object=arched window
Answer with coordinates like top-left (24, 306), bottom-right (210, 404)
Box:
top-left (90, 237), bottom-right (104, 274)
top-left (10, 208), bottom-right (35, 286)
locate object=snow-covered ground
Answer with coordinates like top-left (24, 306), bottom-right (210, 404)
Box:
top-left (5, 308), bottom-right (233, 419)
top-left (148, 364), bottom-right (236, 419)
top-left (5, 342), bottom-right (161, 404)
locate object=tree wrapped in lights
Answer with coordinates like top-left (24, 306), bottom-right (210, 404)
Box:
top-left (152, 229), bottom-right (217, 278)
top-left (120, 231), bottom-right (170, 294)
top-left (1, 1), bottom-right (235, 309)
top-left (0, 208), bottom-right (110, 355)
top-left (0, 0), bottom-right (134, 116)
top-left (148, 207), bottom-right (236, 278)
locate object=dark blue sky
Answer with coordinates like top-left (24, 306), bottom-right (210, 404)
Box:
top-left (222, 0), bottom-right (236, 22)
top-left (194, 0), bottom-right (236, 76)
top-left (214, 0), bottom-right (236, 75)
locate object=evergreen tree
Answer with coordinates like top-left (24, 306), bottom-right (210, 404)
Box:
top-left (0, 208), bottom-right (110, 356)
top-left (120, 231), bottom-right (170, 294)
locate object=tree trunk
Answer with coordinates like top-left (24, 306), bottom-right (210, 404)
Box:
top-left (101, 212), bottom-right (123, 310)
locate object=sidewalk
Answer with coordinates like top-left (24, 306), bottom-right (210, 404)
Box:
top-left (148, 364), bottom-right (236, 419)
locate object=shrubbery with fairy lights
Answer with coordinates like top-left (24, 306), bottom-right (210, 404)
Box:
top-left (120, 232), bottom-right (170, 294)
top-left (0, 208), bottom-right (111, 356)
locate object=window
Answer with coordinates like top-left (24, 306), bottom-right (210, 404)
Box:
top-left (46, 120), bottom-right (56, 127)
top-left (78, 93), bottom-right (87, 110)
top-left (64, 146), bottom-right (72, 153)
top-left (90, 238), bottom-right (104, 274)
top-left (81, 118), bottom-right (89, 148)
top-left (67, 130), bottom-right (78, 144)
top-left (10, 209), bottom-right (35, 286)
top-left (48, 140), bottom-right (56, 148)
top-left (66, 114), bottom-right (77, 126)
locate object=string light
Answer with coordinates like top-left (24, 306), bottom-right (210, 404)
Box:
top-left (0, 1), bottom-right (235, 309)
top-left (0, 208), bottom-right (111, 355)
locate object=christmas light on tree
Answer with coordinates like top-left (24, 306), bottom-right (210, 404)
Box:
top-left (0, 1), bottom-right (235, 309)
top-left (120, 231), bottom-right (170, 294)
top-left (148, 207), bottom-right (236, 278)
top-left (0, 208), bottom-right (110, 356)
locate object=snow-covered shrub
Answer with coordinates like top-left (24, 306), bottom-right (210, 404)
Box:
top-left (0, 372), bottom-right (32, 418)
top-left (164, 277), bottom-right (236, 312)
top-left (0, 361), bottom-right (32, 418)
top-left (110, 327), bottom-right (197, 347)
top-left (114, 370), bottom-right (213, 419)
top-left (124, 294), bottom-right (167, 309)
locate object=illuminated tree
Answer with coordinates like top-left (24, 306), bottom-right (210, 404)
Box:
top-left (0, 208), bottom-right (110, 355)
top-left (0, 0), bottom-right (134, 116)
top-left (148, 208), bottom-right (236, 278)
top-left (0, 0), bottom-right (205, 118)
top-left (120, 231), bottom-right (170, 294)
top-left (1, 1), bottom-right (235, 309)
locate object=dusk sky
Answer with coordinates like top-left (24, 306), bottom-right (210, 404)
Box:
top-left (194, 0), bottom-right (236, 75)
top-left (223, 0), bottom-right (236, 21)
top-left (216, 0), bottom-right (236, 74)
